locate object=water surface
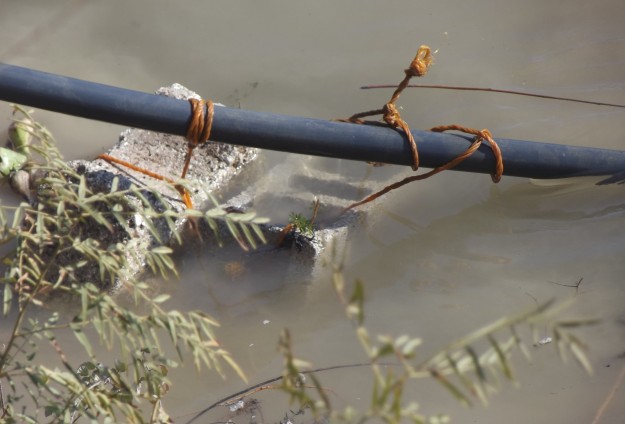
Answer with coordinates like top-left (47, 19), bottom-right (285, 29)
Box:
top-left (1, 1), bottom-right (624, 422)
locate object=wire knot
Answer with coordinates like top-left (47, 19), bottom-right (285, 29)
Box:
top-left (186, 98), bottom-right (214, 150)
top-left (405, 45), bottom-right (433, 78)
top-left (430, 125), bottom-right (504, 183)
top-left (338, 44), bottom-right (504, 214)
top-left (382, 103), bottom-right (402, 127)
top-left (182, 98), bottom-right (214, 179)
top-left (96, 97), bottom-right (217, 209)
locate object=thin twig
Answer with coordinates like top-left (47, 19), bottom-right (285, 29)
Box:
top-left (182, 362), bottom-right (395, 424)
top-left (360, 84), bottom-right (625, 108)
top-left (591, 360), bottom-right (625, 424)
top-left (549, 278), bottom-right (583, 295)
top-left (0, 378), bottom-right (5, 418)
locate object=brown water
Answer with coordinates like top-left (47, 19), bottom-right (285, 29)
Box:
top-left (1, 1), bottom-right (625, 423)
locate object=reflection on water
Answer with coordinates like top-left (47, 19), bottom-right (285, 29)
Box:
top-left (1, 0), bottom-right (625, 422)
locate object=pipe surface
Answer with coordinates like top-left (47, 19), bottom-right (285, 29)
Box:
top-left (1, 62), bottom-right (624, 179)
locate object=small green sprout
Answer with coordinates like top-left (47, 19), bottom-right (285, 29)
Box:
top-left (288, 198), bottom-right (321, 237)
top-left (288, 212), bottom-right (314, 237)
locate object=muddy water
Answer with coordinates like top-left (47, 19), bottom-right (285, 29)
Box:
top-left (1, 0), bottom-right (625, 423)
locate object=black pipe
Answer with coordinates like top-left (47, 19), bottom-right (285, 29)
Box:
top-left (0, 62), bottom-right (624, 179)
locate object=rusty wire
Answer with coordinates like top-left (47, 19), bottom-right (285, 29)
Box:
top-left (339, 45), bottom-right (504, 214)
top-left (97, 98), bottom-right (215, 208)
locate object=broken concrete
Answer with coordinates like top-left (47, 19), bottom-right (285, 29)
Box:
top-left (216, 157), bottom-right (367, 279)
top-left (46, 83), bottom-right (260, 290)
top-left (72, 84), bottom-right (258, 213)
top-left (50, 83), bottom-right (368, 288)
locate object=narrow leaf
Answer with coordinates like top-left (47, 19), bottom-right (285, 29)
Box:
top-left (78, 175), bottom-right (87, 200)
top-left (110, 176), bottom-right (119, 193)
top-left (251, 222), bottom-right (267, 244)
top-left (430, 368), bottom-right (471, 407)
top-left (152, 294), bottom-right (171, 304)
top-left (488, 335), bottom-right (514, 380)
top-left (151, 246), bottom-right (173, 255)
top-left (444, 353), bottom-right (478, 400)
top-left (238, 222), bottom-right (257, 250)
top-left (3, 282), bottom-right (13, 316)
top-left (72, 326), bottom-right (94, 358)
top-left (466, 346), bottom-right (487, 382)
top-left (567, 334), bottom-right (593, 375)
top-left (349, 279), bottom-right (365, 326)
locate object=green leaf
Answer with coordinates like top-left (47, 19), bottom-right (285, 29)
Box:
top-left (430, 368), bottom-right (471, 407)
top-left (151, 246), bottom-right (173, 255)
top-left (78, 175), bottom-right (87, 200)
top-left (228, 211), bottom-right (257, 222)
top-left (466, 346), bottom-right (487, 382)
top-left (239, 221), bottom-right (257, 250)
top-left (205, 207), bottom-right (226, 218)
top-left (0, 147), bottom-right (27, 177)
top-left (510, 326), bottom-right (532, 362)
top-left (222, 353), bottom-right (248, 383)
top-left (3, 282), bottom-right (12, 316)
top-left (555, 319), bottom-right (601, 328)
top-left (35, 204), bottom-right (45, 236)
top-left (567, 334), bottom-right (593, 374)
top-left (251, 222), bottom-right (267, 244)
top-left (444, 353), bottom-right (477, 402)
top-left (71, 325), bottom-right (94, 358)
top-left (349, 279), bottom-right (365, 326)
top-left (373, 342), bottom-right (395, 360)
top-left (56, 200), bottom-right (65, 216)
top-left (488, 335), bottom-right (514, 380)
top-left (110, 176), bottom-right (119, 193)
top-left (152, 294), bottom-right (170, 304)
top-left (402, 337), bottom-right (422, 357)
top-left (226, 219), bottom-right (247, 251)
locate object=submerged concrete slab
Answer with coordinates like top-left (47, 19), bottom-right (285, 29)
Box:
top-left (61, 84), bottom-right (261, 289)
top-left (215, 156), bottom-right (367, 280)
top-left (25, 83), bottom-right (379, 288)
top-left (74, 84), bottom-right (258, 213)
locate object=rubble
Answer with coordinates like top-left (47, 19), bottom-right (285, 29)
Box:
top-left (58, 83), bottom-right (364, 287)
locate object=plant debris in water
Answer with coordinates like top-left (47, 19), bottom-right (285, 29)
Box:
top-left (0, 106), bottom-right (268, 422)
top-left (0, 106), bottom-right (600, 424)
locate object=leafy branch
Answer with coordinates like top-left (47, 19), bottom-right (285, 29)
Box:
top-left (0, 106), bottom-right (263, 422)
top-left (274, 251), bottom-right (597, 424)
